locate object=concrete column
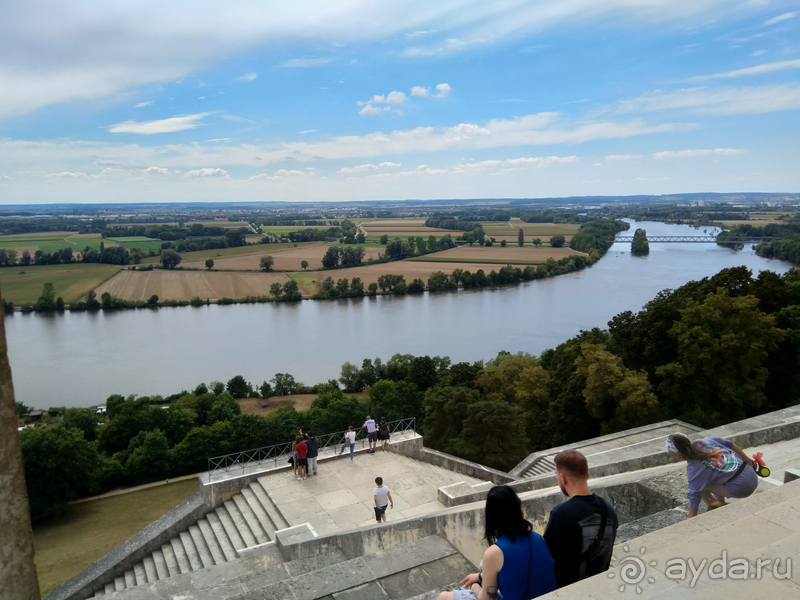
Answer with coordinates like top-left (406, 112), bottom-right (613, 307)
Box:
top-left (0, 292), bottom-right (41, 600)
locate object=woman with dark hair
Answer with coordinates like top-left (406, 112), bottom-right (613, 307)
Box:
top-left (377, 417), bottom-right (390, 451)
top-left (667, 433), bottom-right (758, 518)
top-left (437, 485), bottom-right (556, 600)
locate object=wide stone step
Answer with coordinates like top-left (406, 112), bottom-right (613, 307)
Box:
top-left (161, 543), bottom-right (180, 577)
top-left (197, 517), bottom-right (226, 564)
top-left (169, 536), bottom-right (191, 574)
top-left (188, 524), bottom-right (215, 568)
top-left (252, 479), bottom-right (290, 531)
top-left (142, 555), bottom-right (157, 583)
top-left (215, 504), bottom-right (246, 551)
top-left (206, 511), bottom-right (238, 561)
top-left (224, 500), bottom-right (258, 547)
top-left (232, 492), bottom-right (269, 545)
top-left (179, 530), bottom-right (203, 571)
top-left (241, 487), bottom-right (276, 539)
top-left (152, 549), bottom-right (170, 580)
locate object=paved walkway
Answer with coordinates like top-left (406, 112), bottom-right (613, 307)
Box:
top-left (258, 450), bottom-right (485, 536)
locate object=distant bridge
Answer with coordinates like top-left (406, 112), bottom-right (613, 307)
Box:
top-left (610, 236), bottom-right (779, 244)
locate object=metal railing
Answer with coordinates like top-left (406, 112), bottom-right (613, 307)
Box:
top-left (207, 417), bottom-right (416, 479)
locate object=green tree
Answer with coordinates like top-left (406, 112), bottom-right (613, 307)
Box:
top-left (36, 282), bottom-right (56, 310)
top-left (63, 408), bottom-right (99, 441)
top-left (205, 259), bottom-right (214, 270)
top-left (322, 246), bottom-right (340, 268)
top-left (21, 426), bottom-right (100, 519)
top-left (453, 401), bottom-right (528, 471)
top-left (532, 238), bottom-right (542, 247)
top-left (631, 228), bottom-right (650, 255)
top-left (160, 249), bottom-right (181, 269)
top-left (549, 235), bottom-right (565, 248)
top-left (380, 234), bottom-right (389, 245)
top-left (125, 429), bottom-right (170, 484)
top-left (281, 279), bottom-right (301, 300)
top-left (300, 260), bottom-right (309, 270)
top-left (518, 229), bottom-right (524, 247)
top-left (656, 288), bottom-right (784, 426)
top-left (226, 375), bottom-right (252, 398)
top-left (16, 401), bottom-right (31, 417)
top-left (208, 394), bottom-right (243, 423)
top-left (269, 282), bottom-right (283, 297)
top-left (340, 362), bottom-right (360, 391)
top-left (260, 255), bottom-right (275, 271)
top-left (272, 373), bottom-right (298, 395)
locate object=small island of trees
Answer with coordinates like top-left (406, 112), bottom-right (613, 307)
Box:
top-left (631, 228), bottom-right (650, 255)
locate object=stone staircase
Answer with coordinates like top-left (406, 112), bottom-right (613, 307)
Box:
top-left (89, 534), bottom-right (472, 600)
top-left (86, 476), bottom-right (289, 598)
top-left (521, 455), bottom-right (555, 478)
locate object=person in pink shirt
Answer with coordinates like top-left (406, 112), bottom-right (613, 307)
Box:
top-left (295, 435), bottom-right (308, 480)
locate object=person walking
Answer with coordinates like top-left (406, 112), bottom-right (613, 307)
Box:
top-left (377, 417), bottom-right (390, 451)
top-left (295, 435), bottom-right (308, 480)
top-left (340, 426), bottom-right (356, 461)
top-left (666, 433), bottom-right (758, 517)
top-left (373, 477), bottom-right (393, 523)
top-left (304, 431), bottom-right (319, 476)
top-left (362, 415), bottom-right (377, 453)
top-left (543, 450), bottom-right (618, 589)
top-left (438, 485), bottom-right (556, 600)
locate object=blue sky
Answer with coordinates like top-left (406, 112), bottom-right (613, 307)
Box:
top-left (1, 1), bottom-right (799, 203)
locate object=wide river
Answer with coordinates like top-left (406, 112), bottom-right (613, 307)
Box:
top-left (8, 221), bottom-right (794, 409)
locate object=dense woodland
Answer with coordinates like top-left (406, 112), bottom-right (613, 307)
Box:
top-left (18, 264), bottom-right (800, 520)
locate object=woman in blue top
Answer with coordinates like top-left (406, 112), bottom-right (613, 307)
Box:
top-left (667, 433), bottom-right (758, 518)
top-left (438, 485), bottom-right (556, 600)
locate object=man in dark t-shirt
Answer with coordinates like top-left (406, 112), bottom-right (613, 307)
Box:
top-left (543, 450), bottom-right (618, 589)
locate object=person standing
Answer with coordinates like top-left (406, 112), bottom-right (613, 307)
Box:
top-left (340, 426), bottom-right (356, 461)
top-left (666, 433), bottom-right (757, 517)
top-left (362, 415), bottom-right (377, 453)
top-left (295, 435), bottom-right (308, 480)
top-left (377, 417), bottom-right (390, 451)
top-left (304, 431), bottom-right (319, 476)
top-left (372, 477), bottom-right (394, 523)
top-left (543, 450), bottom-right (618, 589)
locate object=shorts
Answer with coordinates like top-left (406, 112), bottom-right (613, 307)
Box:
top-left (292, 451), bottom-right (298, 459)
top-left (368, 431), bottom-right (377, 442)
top-left (297, 458), bottom-right (308, 467)
top-left (374, 504), bottom-right (387, 521)
top-left (452, 588), bottom-right (502, 600)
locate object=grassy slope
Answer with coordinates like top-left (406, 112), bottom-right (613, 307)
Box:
top-left (0, 263), bottom-right (121, 304)
top-left (33, 479), bottom-right (198, 595)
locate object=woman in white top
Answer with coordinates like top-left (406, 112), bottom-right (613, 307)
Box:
top-left (340, 426), bottom-right (356, 461)
top-left (373, 476), bottom-right (393, 523)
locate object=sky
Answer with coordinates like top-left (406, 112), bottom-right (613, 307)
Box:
top-left (1, 0), bottom-right (799, 204)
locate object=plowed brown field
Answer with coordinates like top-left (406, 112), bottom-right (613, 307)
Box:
top-left (412, 245), bottom-right (583, 263)
top-left (181, 244), bottom-right (383, 271)
top-left (93, 270), bottom-right (299, 301)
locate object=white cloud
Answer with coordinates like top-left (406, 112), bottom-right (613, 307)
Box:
top-left (764, 12), bottom-right (796, 26)
top-left (184, 167), bottom-right (230, 178)
top-left (278, 57), bottom-right (332, 68)
top-left (206, 138), bottom-right (231, 143)
top-left (359, 104), bottom-right (391, 116)
top-left (134, 101), bottom-right (153, 108)
top-left (379, 161), bottom-right (401, 168)
top-left (46, 171), bottom-right (87, 178)
top-left (405, 31), bottom-right (434, 39)
top-left (250, 169), bottom-right (315, 180)
top-left (0, 174), bottom-right (12, 181)
top-left (94, 159), bottom-right (121, 166)
top-left (652, 148), bottom-right (745, 159)
top-left (0, 1), bottom-right (761, 118)
top-left (238, 72), bottom-right (258, 81)
top-left (606, 154), bottom-right (641, 160)
top-left (107, 113), bottom-right (210, 134)
top-left (339, 163), bottom-right (379, 173)
top-left (453, 155), bottom-right (579, 173)
top-left (358, 91), bottom-right (406, 106)
top-left (143, 166), bottom-right (171, 175)
top-left (751, 50), bottom-right (766, 57)
top-left (689, 59), bottom-right (800, 81)
top-left (593, 163), bottom-right (603, 167)
top-left (434, 83), bottom-right (451, 98)
top-left (411, 86), bottom-right (430, 97)
top-left (616, 84), bottom-right (800, 115)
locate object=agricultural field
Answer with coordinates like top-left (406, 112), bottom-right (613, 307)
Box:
top-left (480, 220), bottom-right (580, 239)
top-left (187, 220), bottom-right (253, 229)
top-left (260, 225), bottom-right (334, 235)
top-left (33, 479), bottom-right (198, 595)
top-left (0, 263), bottom-right (121, 304)
top-left (0, 232), bottom-right (112, 254)
top-left (139, 241), bottom-right (317, 265)
top-left (182, 243), bottom-right (383, 271)
top-left (93, 269), bottom-right (306, 301)
top-left (410, 245), bottom-right (584, 265)
top-left (107, 236), bottom-right (163, 252)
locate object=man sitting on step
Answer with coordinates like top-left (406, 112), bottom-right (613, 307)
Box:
top-left (543, 450), bottom-right (618, 589)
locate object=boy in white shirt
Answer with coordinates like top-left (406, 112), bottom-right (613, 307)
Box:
top-left (340, 426), bottom-right (357, 461)
top-left (373, 476), bottom-right (393, 523)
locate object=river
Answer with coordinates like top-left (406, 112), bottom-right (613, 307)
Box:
top-left (9, 221), bottom-right (794, 409)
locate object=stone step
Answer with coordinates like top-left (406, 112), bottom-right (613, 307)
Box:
top-left (103, 583), bottom-right (115, 595)
top-left (113, 577), bottom-right (125, 593)
top-left (224, 500), bottom-right (258, 547)
top-left (188, 524), bottom-right (215, 568)
top-left (169, 536), bottom-right (191, 574)
top-left (123, 569), bottom-right (135, 589)
top-left (132, 562), bottom-right (146, 586)
top-left (142, 555), bottom-right (157, 583)
top-left (206, 511), bottom-right (239, 561)
top-left (252, 479), bottom-right (290, 531)
top-left (179, 530), bottom-right (203, 571)
top-left (152, 549), bottom-right (170, 580)
top-left (161, 543), bottom-right (180, 577)
top-left (215, 505), bottom-right (246, 551)
top-left (197, 517), bottom-right (226, 564)
top-left (92, 589), bottom-right (103, 597)
top-left (241, 486), bottom-right (276, 539)
top-left (232, 492), bottom-right (269, 545)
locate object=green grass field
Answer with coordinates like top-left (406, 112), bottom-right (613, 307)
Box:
top-left (33, 479), bottom-right (198, 596)
top-left (140, 241), bottom-right (319, 264)
top-left (107, 237), bottom-right (164, 252)
top-left (408, 256), bottom-right (545, 265)
top-left (480, 222), bottom-right (580, 236)
top-left (0, 233), bottom-right (109, 254)
top-left (0, 263), bottom-right (121, 304)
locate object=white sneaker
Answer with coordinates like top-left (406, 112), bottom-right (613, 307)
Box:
top-left (296, 476), bottom-right (302, 480)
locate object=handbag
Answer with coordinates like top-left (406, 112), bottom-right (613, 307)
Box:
top-left (287, 456), bottom-right (294, 464)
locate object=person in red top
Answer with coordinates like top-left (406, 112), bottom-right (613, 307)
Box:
top-left (295, 435), bottom-right (308, 481)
